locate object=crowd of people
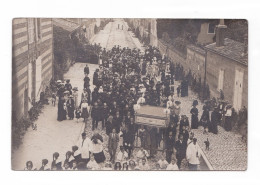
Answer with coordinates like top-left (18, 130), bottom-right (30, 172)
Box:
top-left (26, 44), bottom-right (247, 171)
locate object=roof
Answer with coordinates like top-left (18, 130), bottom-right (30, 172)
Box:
top-left (205, 38), bottom-right (248, 65)
top-left (53, 18), bottom-right (80, 32)
top-left (187, 44), bottom-right (206, 55)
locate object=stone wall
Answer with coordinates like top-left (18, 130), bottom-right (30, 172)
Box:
top-left (206, 51), bottom-right (248, 109)
top-left (186, 47), bottom-right (206, 80)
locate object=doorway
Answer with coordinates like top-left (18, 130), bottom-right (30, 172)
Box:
top-left (233, 69), bottom-right (244, 111)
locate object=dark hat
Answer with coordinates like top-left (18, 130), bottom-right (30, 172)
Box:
top-left (81, 133), bottom-right (86, 137)
top-left (192, 100), bottom-right (198, 106)
top-left (175, 101), bottom-right (181, 105)
top-left (66, 79), bottom-right (70, 83)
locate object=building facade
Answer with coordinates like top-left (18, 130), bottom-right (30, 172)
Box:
top-left (197, 22), bottom-right (217, 45)
top-left (12, 18), bottom-right (54, 119)
top-left (205, 38), bottom-right (248, 111)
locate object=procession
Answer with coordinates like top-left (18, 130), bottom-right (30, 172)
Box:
top-left (23, 44), bottom-right (245, 171)
top-left (12, 18), bottom-right (248, 171)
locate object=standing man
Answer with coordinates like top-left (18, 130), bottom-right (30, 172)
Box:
top-left (165, 131), bottom-right (175, 163)
top-left (77, 133), bottom-right (92, 165)
top-left (84, 64), bottom-right (89, 75)
top-left (108, 128), bottom-right (119, 163)
top-left (84, 74), bottom-right (90, 89)
top-left (186, 138), bottom-right (201, 170)
top-left (91, 102), bottom-right (100, 130)
top-left (175, 134), bottom-right (186, 169)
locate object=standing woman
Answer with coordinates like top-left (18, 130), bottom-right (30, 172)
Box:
top-left (81, 99), bottom-right (89, 123)
top-left (190, 100), bottom-right (199, 129)
top-left (72, 87), bottom-right (79, 108)
top-left (57, 96), bottom-right (67, 121)
top-left (224, 104), bottom-right (233, 131)
top-left (66, 95), bottom-right (75, 120)
top-left (210, 107), bottom-right (219, 134)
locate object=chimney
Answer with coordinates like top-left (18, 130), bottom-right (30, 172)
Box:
top-left (216, 19), bottom-right (227, 47)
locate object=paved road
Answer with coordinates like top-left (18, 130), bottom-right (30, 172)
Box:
top-left (91, 19), bottom-right (144, 51)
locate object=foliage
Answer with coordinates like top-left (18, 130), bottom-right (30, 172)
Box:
top-left (224, 19), bottom-right (248, 43)
top-left (12, 115), bottom-right (34, 149)
top-left (53, 25), bottom-right (77, 80)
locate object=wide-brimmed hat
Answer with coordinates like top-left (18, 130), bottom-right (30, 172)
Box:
top-left (69, 95), bottom-right (73, 98)
top-left (72, 87), bottom-right (78, 91)
top-left (57, 80), bottom-right (62, 83)
top-left (64, 91), bottom-right (69, 94)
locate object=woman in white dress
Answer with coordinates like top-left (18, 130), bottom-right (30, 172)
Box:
top-left (81, 99), bottom-right (89, 123)
top-left (72, 87), bottom-right (79, 108)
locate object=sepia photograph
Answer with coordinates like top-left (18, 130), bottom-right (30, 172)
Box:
top-left (11, 18), bottom-right (248, 171)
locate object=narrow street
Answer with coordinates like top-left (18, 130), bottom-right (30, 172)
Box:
top-left (12, 19), bottom-right (143, 170)
top-left (12, 19), bottom-right (246, 171)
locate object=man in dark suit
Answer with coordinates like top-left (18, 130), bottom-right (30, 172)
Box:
top-left (91, 102), bottom-right (100, 130)
top-left (93, 69), bottom-right (99, 86)
top-left (165, 131), bottom-right (175, 163)
top-left (108, 128), bottom-right (119, 163)
top-left (175, 134), bottom-right (186, 169)
top-left (112, 111), bottom-right (122, 133)
top-left (84, 64), bottom-right (89, 75)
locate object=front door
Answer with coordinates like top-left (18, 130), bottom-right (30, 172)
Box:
top-left (233, 69), bottom-right (244, 111)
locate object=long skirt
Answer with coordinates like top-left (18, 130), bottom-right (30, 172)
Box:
top-left (82, 107), bottom-right (89, 119)
top-left (67, 108), bottom-right (74, 119)
top-left (224, 116), bottom-right (232, 131)
top-left (191, 115), bottom-right (199, 129)
top-left (93, 151), bottom-right (106, 163)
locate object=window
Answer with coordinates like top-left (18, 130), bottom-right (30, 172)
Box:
top-left (218, 69), bottom-right (224, 91)
top-left (208, 23), bottom-right (216, 34)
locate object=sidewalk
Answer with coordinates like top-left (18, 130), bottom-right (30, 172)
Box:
top-left (173, 83), bottom-right (247, 170)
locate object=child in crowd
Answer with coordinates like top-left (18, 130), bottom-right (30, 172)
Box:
top-left (52, 93), bottom-right (56, 106)
top-left (87, 155), bottom-right (100, 170)
top-left (157, 154), bottom-right (169, 170)
top-left (116, 146), bottom-right (128, 162)
top-left (136, 147), bottom-right (149, 163)
top-left (75, 107), bottom-right (81, 123)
